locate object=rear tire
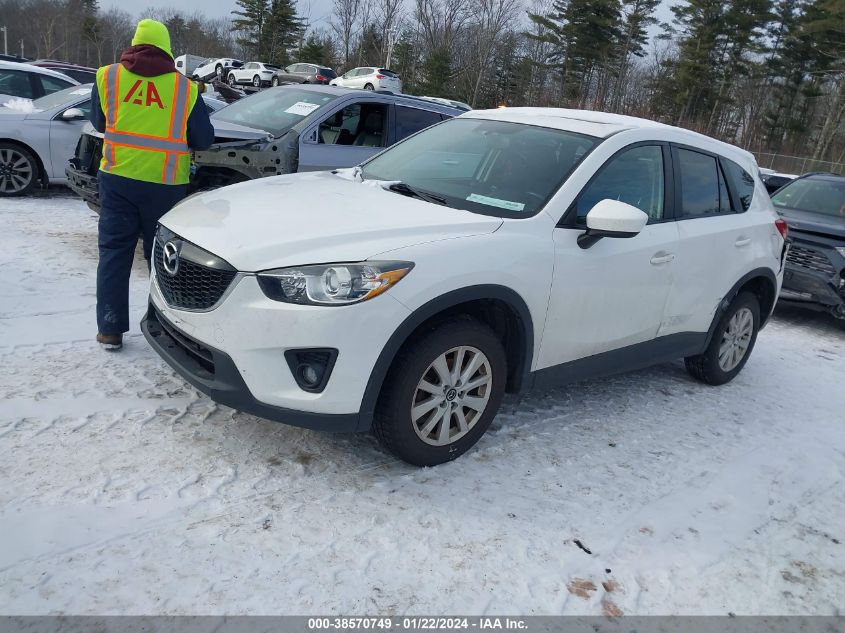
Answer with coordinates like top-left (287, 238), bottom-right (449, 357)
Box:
top-left (271, 76), bottom-right (279, 87)
top-left (364, 83), bottom-right (374, 90)
top-left (0, 142), bottom-right (39, 196)
top-left (373, 318), bottom-right (506, 466)
top-left (215, 64), bottom-right (223, 79)
top-left (253, 75), bottom-right (260, 87)
top-left (685, 291), bottom-right (760, 385)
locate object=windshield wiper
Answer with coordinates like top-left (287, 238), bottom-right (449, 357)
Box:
top-left (387, 182), bottom-right (447, 206)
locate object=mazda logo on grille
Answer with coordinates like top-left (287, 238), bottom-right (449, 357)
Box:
top-left (162, 241), bottom-right (180, 276)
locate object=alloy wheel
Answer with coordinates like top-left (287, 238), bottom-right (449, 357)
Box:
top-left (718, 307), bottom-right (754, 372)
top-left (411, 345), bottom-right (492, 446)
top-left (0, 148), bottom-right (34, 194)
top-left (253, 75), bottom-right (260, 87)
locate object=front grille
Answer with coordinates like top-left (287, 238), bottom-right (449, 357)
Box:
top-left (786, 244), bottom-right (837, 276)
top-left (154, 240), bottom-right (237, 310)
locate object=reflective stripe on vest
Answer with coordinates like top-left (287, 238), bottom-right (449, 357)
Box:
top-left (99, 64), bottom-right (195, 184)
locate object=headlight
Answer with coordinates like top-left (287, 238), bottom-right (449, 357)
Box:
top-left (835, 247), bottom-right (845, 259)
top-left (257, 261), bottom-right (413, 305)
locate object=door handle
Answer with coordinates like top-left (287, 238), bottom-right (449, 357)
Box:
top-left (735, 237), bottom-right (752, 247)
top-left (650, 252), bottom-right (675, 265)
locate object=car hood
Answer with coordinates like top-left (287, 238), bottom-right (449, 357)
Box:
top-left (777, 207), bottom-right (845, 240)
top-left (209, 119), bottom-right (272, 141)
top-left (159, 171), bottom-right (504, 271)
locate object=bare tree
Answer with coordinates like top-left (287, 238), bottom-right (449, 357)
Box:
top-left (415, 0), bottom-right (468, 52)
top-left (374, 0), bottom-right (403, 66)
top-left (331, 0), bottom-right (362, 66)
top-left (467, 0), bottom-right (522, 106)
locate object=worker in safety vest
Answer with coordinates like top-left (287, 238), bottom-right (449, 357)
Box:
top-left (90, 19), bottom-right (214, 351)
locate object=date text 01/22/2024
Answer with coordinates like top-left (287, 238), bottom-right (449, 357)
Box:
top-left (306, 617), bottom-right (529, 630)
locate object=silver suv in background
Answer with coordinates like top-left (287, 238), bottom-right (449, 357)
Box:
top-left (271, 63), bottom-right (337, 86)
top-left (65, 84), bottom-right (463, 208)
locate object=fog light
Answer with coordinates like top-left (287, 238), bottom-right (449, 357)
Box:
top-left (285, 348), bottom-right (338, 393)
top-left (297, 363), bottom-right (321, 387)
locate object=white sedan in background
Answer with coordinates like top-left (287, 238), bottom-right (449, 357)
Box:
top-left (227, 62), bottom-right (280, 88)
top-left (0, 84), bottom-right (91, 195)
top-left (330, 67), bottom-right (402, 92)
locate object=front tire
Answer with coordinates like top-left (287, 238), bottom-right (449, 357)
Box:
top-left (215, 64), bottom-right (223, 79)
top-left (373, 318), bottom-right (506, 466)
top-left (0, 143), bottom-right (39, 196)
top-left (685, 291), bottom-right (760, 385)
top-left (228, 73), bottom-right (237, 86)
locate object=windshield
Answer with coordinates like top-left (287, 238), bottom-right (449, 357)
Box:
top-left (361, 117), bottom-right (599, 217)
top-left (771, 177), bottom-right (845, 217)
top-left (32, 84), bottom-right (92, 110)
top-left (211, 87), bottom-right (337, 137)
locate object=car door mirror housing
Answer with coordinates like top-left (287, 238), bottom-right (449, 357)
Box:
top-left (578, 199), bottom-right (649, 249)
top-left (60, 107), bottom-right (85, 121)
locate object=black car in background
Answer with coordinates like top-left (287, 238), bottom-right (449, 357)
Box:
top-left (760, 168), bottom-right (797, 195)
top-left (773, 173), bottom-right (845, 320)
top-left (272, 63), bottom-right (337, 86)
top-left (30, 60), bottom-right (97, 84)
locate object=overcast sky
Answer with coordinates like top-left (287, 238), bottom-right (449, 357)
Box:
top-left (104, 0), bottom-right (676, 43)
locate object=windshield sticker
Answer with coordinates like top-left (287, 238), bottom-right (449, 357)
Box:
top-left (466, 193), bottom-right (525, 212)
top-left (284, 101), bottom-right (321, 116)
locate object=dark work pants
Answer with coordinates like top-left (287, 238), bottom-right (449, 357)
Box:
top-left (96, 171), bottom-right (187, 335)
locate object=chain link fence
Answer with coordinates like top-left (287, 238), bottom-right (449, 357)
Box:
top-left (754, 152), bottom-right (844, 176)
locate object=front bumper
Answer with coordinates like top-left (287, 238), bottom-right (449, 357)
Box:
top-left (781, 242), bottom-right (845, 314)
top-left (145, 267), bottom-right (411, 428)
top-left (65, 164), bottom-right (100, 210)
top-left (781, 264), bottom-right (845, 311)
top-left (142, 304), bottom-right (360, 431)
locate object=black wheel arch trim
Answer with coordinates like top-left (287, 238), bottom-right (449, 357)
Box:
top-left (705, 267), bottom-right (778, 347)
top-left (356, 285), bottom-right (535, 431)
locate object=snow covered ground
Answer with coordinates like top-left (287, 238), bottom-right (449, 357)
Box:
top-left (1, 192), bottom-right (843, 616)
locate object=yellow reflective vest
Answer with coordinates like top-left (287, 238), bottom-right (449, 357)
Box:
top-left (96, 64), bottom-right (199, 185)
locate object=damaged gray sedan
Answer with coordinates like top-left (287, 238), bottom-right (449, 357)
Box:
top-left (66, 84), bottom-right (465, 209)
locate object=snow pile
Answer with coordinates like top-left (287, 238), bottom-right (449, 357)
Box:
top-left (2, 98), bottom-right (38, 113)
top-left (0, 194), bottom-right (843, 616)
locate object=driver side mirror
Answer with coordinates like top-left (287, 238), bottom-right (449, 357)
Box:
top-left (577, 199), bottom-right (648, 249)
top-left (60, 107), bottom-right (85, 121)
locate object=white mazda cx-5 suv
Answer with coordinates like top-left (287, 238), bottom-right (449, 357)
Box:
top-left (143, 108), bottom-right (788, 466)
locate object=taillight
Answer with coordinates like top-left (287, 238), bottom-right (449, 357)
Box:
top-left (315, 74), bottom-right (325, 82)
top-left (375, 74), bottom-right (385, 79)
top-left (775, 218), bottom-right (789, 240)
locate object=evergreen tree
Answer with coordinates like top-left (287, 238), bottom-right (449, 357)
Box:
top-left (265, 0), bottom-right (305, 65)
top-left (232, 0), bottom-right (271, 59)
top-left (298, 33), bottom-right (336, 66)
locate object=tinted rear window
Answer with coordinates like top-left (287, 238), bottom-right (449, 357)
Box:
top-left (723, 159), bottom-right (755, 211)
top-left (677, 148), bottom-right (725, 217)
top-left (319, 68), bottom-right (337, 78)
top-left (378, 69), bottom-right (399, 77)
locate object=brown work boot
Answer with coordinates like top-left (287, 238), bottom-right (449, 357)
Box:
top-left (96, 333), bottom-right (123, 351)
